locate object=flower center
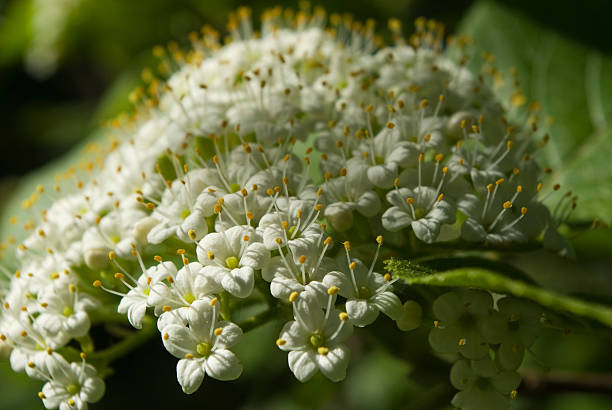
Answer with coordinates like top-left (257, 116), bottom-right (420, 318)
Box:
top-left (180, 209), bottom-right (191, 220)
top-left (475, 377), bottom-right (491, 390)
top-left (309, 333), bottom-right (325, 349)
top-left (143, 286), bottom-right (151, 296)
top-left (66, 383), bottom-right (80, 395)
top-left (287, 225), bottom-right (297, 238)
top-left (229, 183), bottom-right (241, 193)
top-left (458, 312), bottom-right (475, 328)
top-left (414, 207), bottom-right (427, 219)
top-left (507, 313), bottom-right (520, 331)
top-left (358, 285), bottom-right (372, 299)
top-left (110, 235), bottom-right (121, 244)
top-left (196, 342), bottom-right (212, 357)
top-left (63, 306), bottom-right (74, 317)
top-left (225, 256), bottom-right (239, 269)
top-left (184, 292), bottom-right (195, 304)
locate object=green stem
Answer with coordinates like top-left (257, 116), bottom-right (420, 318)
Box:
top-left (390, 264), bottom-right (612, 329)
top-left (88, 306), bottom-right (130, 325)
top-left (88, 317), bottom-right (156, 364)
top-left (219, 292), bottom-right (231, 321)
top-left (238, 308), bottom-right (280, 333)
top-left (255, 276), bottom-right (277, 307)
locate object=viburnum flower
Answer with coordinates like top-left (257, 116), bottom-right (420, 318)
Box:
top-left (116, 260), bottom-right (177, 328)
top-left (82, 208), bottom-right (148, 268)
top-left (276, 289), bottom-right (353, 382)
top-left (450, 358), bottom-right (520, 410)
top-left (147, 169), bottom-right (212, 244)
top-left (323, 240), bottom-right (403, 327)
top-left (346, 124), bottom-right (418, 188)
top-left (258, 197), bottom-right (323, 250)
top-left (429, 289), bottom-right (493, 359)
top-left (160, 298), bottom-right (243, 393)
top-left (35, 352), bottom-right (105, 410)
top-left (0, 7), bottom-right (574, 410)
top-left (148, 261), bottom-right (219, 315)
top-left (382, 185), bottom-right (456, 243)
top-left (262, 234), bottom-right (335, 303)
top-left (482, 297), bottom-right (542, 370)
top-left (36, 284), bottom-right (97, 345)
top-left (322, 164), bottom-right (381, 232)
top-left (197, 225), bottom-right (269, 298)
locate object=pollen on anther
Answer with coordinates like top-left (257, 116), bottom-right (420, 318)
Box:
top-left (289, 291), bottom-right (299, 302)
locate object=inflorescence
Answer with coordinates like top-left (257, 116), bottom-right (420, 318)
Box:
top-left (0, 6), bottom-right (575, 410)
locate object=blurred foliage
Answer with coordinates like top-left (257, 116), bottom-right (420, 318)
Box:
top-left (459, 1), bottom-right (612, 223)
top-left (0, 0), bottom-right (611, 409)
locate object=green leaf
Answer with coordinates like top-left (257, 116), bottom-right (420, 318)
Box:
top-left (387, 260), bottom-right (612, 329)
top-left (458, 1), bottom-right (612, 222)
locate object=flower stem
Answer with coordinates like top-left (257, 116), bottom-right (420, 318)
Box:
top-left (88, 316), bottom-right (156, 365)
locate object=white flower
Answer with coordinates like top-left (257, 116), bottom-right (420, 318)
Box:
top-left (213, 189), bottom-right (272, 231)
top-left (258, 197), bottom-right (322, 250)
top-left (82, 208), bottom-right (148, 268)
top-left (36, 284), bottom-right (97, 345)
top-left (323, 249), bottom-right (402, 327)
top-left (322, 164), bottom-right (381, 232)
top-left (262, 236), bottom-right (335, 303)
top-left (160, 298), bottom-right (243, 393)
top-left (117, 261), bottom-right (177, 329)
top-left (36, 353), bottom-right (105, 410)
top-left (383, 186), bottom-right (455, 243)
top-left (148, 261), bottom-right (219, 316)
top-left (277, 291), bottom-right (353, 382)
top-left (458, 184), bottom-right (529, 245)
top-left (197, 226), bottom-right (269, 298)
top-left (347, 125), bottom-right (418, 188)
top-left (147, 169), bottom-right (211, 244)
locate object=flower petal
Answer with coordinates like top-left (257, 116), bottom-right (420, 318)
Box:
top-left (176, 359), bottom-right (205, 394)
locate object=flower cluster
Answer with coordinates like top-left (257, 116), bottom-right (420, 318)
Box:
top-left (0, 7), bottom-right (568, 409)
top-left (429, 289), bottom-right (542, 409)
